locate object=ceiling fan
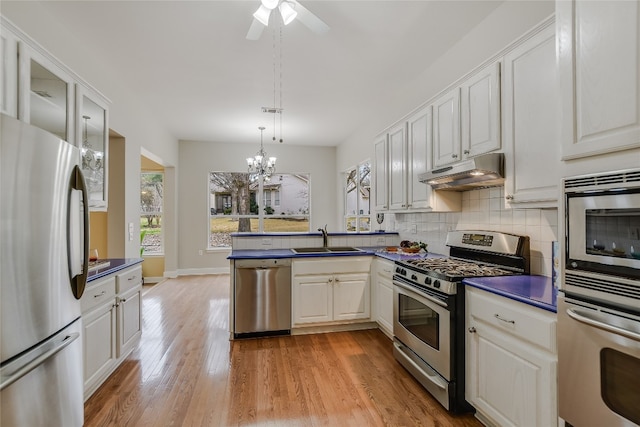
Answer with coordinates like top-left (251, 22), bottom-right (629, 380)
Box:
top-left (246, 0), bottom-right (330, 40)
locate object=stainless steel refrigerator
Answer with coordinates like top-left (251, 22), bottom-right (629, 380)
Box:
top-left (0, 114), bottom-right (89, 426)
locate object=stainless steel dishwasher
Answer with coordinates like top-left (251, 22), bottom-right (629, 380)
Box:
top-left (233, 258), bottom-right (291, 338)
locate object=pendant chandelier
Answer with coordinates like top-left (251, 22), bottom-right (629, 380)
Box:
top-left (80, 115), bottom-right (104, 184)
top-left (246, 126), bottom-right (276, 181)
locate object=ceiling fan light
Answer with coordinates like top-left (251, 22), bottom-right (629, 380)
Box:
top-left (279, 1), bottom-right (297, 25)
top-left (253, 5), bottom-right (271, 26)
top-left (261, 0), bottom-right (279, 10)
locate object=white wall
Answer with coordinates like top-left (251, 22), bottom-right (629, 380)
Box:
top-left (178, 140), bottom-right (336, 273)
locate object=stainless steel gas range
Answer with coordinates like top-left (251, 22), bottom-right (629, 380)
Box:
top-left (392, 230), bottom-right (530, 413)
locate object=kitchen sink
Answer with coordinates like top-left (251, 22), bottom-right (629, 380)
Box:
top-left (290, 247), bottom-right (362, 254)
top-left (291, 247), bottom-right (330, 253)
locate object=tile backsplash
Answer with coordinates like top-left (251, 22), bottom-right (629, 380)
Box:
top-left (386, 187), bottom-right (559, 277)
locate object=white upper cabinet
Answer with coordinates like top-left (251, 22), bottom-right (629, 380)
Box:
top-left (1, 20), bottom-right (18, 118)
top-left (407, 106), bottom-right (432, 210)
top-left (77, 84), bottom-right (109, 210)
top-left (558, 0), bottom-right (640, 159)
top-left (432, 88), bottom-right (461, 168)
top-left (461, 61), bottom-right (501, 159)
top-left (19, 43), bottom-right (75, 143)
top-left (388, 122), bottom-right (407, 210)
top-left (373, 134), bottom-right (388, 211)
top-left (503, 20), bottom-right (560, 208)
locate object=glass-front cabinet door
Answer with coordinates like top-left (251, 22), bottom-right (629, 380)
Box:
top-left (76, 84), bottom-right (109, 210)
top-left (18, 44), bottom-right (74, 142)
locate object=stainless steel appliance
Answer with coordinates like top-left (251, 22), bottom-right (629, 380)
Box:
top-left (419, 152), bottom-right (505, 191)
top-left (393, 230), bottom-right (529, 413)
top-left (0, 114), bottom-right (88, 426)
top-left (234, 258), bottom-right (291, 338)
top-left (559, 168), bottom-right (640, 427)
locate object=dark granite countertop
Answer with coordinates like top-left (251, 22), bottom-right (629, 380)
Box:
top-left (227, 247), bottom-right (440, 261)
top-left (87, 258), bottom-right (144, 282)
top-left (462, 275), bottom-right (557, 313)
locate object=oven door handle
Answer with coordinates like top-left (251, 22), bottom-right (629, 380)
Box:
top-left (566, 308), bottom-right (640, 342)
top-left (393, 279), bottom-right (447, 308)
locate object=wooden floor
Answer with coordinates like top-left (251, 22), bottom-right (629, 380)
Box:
top-left (84, 275), bottom-right (482, 427)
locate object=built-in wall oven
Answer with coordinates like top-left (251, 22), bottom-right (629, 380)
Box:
top-left (560, 168), bottom-right (640, 427)
top-left (392, 230), bottom-right (530, 413)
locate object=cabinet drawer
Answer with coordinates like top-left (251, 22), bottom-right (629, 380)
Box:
top-left (467, 287), bottom-right (556, 353)
top-left (116, 266), bottom-right (143, 294)
top-left (81, 277), bottom-right (116, 313)
top-left (376, 259), bottom-right (394, 280)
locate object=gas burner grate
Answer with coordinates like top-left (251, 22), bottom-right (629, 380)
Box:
top-left (404, 258), bottom-right (514, 278)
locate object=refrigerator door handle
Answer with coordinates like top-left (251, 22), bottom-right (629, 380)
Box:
top-left (68, 165), bottom-right (89, 299)
top-left (0, 332), bottom-right (80, 391)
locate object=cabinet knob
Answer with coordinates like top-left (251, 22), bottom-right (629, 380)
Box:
top-left (468, 327), bottom-right (476, 333)
top-left (328, 278), bottom-right (333, 283)
top-left (505, 195), bottom-right (514, 201)
top-left (463, 149), bottom-right (470, 155)
top-left (451, 154), bottom-right (458, 159)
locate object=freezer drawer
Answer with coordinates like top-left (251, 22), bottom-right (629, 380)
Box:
top-left (0, 318), bottom-right (83, 427)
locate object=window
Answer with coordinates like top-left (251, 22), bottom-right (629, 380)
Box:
top-left (344, 161), bottom-right (371, 232)
top-left (140, 172), bottom-right (163, 255)
top-left (208, 172), bottom-right (310, 248)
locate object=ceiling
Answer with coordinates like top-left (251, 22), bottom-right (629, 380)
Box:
top-left (3, 1), bottom-right (505, 146)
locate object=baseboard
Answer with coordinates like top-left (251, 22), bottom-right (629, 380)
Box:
top-left (176, 267), bottom-right (231, 276)
top-left (143, 276), bottom-right (164, 284)
top-left (291, 321), bottom-right (378, 336)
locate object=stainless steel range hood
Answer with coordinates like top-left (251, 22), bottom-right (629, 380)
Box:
top-left (418, 153), bottom-right (505, 191)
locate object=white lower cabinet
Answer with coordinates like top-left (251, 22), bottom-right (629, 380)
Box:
top-left (292, 257), bottom-right (371, 327)
top-left (373, 258), bottom-right (394, 337)
top-left (465, 286), bottom-right (557, 427)
top-left (116, 266), bottom-right (143, 358)
top-left (81, 276), bottom-right (117, 400)
top-left (81, 263), bottom-right (142, 400)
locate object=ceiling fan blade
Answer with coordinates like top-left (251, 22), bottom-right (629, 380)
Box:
top-left (246, 18), bottom-right (265, 40)
top-left (292, 0), bottom-right (329, 35)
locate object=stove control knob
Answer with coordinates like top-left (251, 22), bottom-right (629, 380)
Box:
top-left (433, 280), bottom-right (441, 289)
top-left (411, 274), bottom-right (418, 281)
top-left (402, 269), bottom-right (407, 275)
top-left (424, 277), bottom-right (432, 285)
top-left (395, 267), bottom-right (401, 274)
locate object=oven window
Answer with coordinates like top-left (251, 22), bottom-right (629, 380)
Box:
top-left (398, 293), bottom-right (439, 350)
top-left (601, 348), bottom-right (640, 425)
top-left (586, 208), bottom-right (640, 257)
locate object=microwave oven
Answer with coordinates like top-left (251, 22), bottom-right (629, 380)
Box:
top-left (564, 168), bottom-right (640, 310)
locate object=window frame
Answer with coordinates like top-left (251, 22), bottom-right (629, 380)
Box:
top-left (208, 172), bottom-right (311, 249)
top-left (343, 160), bottom-right (371, 233)
top-left (140, 171), bottom-right (164, 256)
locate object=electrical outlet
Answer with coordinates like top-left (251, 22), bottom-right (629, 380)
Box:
top-left (411, 224), bottom-right (417, 234)
top-left (262, 238), bottom-right (273, 246)
top-left (199, 250), bottom-right (203, 256)
top-left (128, 222), bottom-right (134, 241)
top-left (376, 237), bottom-right (385, 245)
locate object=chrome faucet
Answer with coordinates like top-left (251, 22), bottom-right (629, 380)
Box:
top-left (318, 225), bottom-right (328, 248)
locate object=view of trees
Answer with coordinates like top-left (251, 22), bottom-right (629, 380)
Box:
top-left (140, 172), bottom-right (163, 254)
top-left (209, 172), bottom-right (252, 232)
